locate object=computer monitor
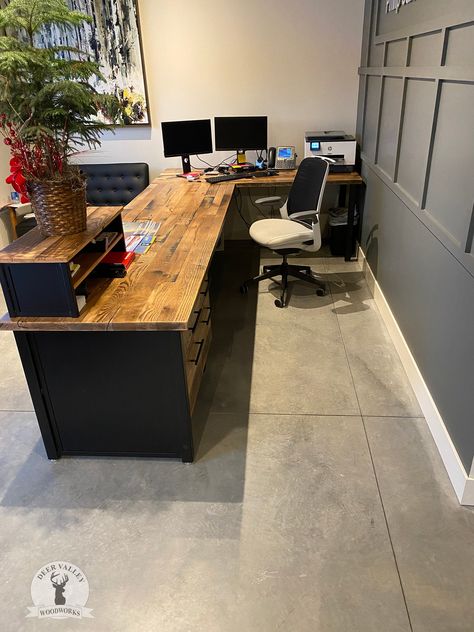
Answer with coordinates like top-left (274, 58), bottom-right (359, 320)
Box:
top-left (214, 116), bottom-right (268, 165)
top-left (161, 119), bottom-right (213, 173)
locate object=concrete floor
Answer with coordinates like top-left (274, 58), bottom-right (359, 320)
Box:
top-left (0, 242), bottom-right (473, 631)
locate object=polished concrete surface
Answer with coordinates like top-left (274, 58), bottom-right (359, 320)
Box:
top-left (0, 242), bottom-right (473, 631)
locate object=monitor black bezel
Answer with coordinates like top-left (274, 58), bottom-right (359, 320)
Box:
top-left (214, 116), bottom-right (268, 151)
top-left (161, 119), bottom-right (213, 158)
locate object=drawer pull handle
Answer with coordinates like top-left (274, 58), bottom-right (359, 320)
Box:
top-left (190, 308), bottom-right (201, 333)
top-left (190, 339), bottom-right (204, 365)
top-left (201, 307), bottom-right (211, 325)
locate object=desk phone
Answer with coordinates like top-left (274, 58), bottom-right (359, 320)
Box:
top-left (268, 146), bottom-right (297, 170)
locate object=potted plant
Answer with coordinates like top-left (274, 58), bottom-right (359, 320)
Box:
top-left (0, 0), bottom-right (120, 236)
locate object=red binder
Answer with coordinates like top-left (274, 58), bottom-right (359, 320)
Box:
top-left (102, 251), bottom-right (135, 269)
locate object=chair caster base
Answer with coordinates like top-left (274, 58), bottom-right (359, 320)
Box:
top-left (316, 287), bottom-right (326, 297)
top-left (274, 299), bottom-right (285, 308)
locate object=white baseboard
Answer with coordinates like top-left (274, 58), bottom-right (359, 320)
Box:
top-left (359, 247), bottom-right (474, 506)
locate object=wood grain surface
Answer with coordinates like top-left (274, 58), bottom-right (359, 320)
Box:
top-left (0, 170), bottom-right (363, 332)
top-left (157, 169), bottom-right (363, 187)
top-left (0, 206), bottom-right (123, 264)
top-left (0, 179), bottom-right (233, 331)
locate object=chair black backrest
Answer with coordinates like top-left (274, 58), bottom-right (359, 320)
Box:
top-left (79, 162), bottom-right (149, 206)
top-left (286, 158), bottom-right (328, 214)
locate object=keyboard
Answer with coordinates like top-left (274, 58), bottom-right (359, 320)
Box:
top-left (206, 170), bottom-right (277, 184)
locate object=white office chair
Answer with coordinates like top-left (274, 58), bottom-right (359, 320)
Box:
top-left (241, 157), bottom-right (329, 307)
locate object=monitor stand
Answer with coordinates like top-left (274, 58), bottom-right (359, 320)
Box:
top-left (181, 155), bottom-right (191, 174)
top-left (232, 149), bottom-right (255, 171)
top-left (236, 149), bottom-right (247, 165)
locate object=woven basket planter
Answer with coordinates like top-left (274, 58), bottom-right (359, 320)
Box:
top-left (27, 175), bottom-right (87, 237)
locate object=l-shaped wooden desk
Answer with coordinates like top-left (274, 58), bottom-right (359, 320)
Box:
top-left (0, 169), bottom-right (363, 461)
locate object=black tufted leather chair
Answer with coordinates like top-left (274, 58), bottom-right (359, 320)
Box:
top-left (79, 162), bottom-right (149, 206)
top-left (15, 162), bottom-right (150, 237)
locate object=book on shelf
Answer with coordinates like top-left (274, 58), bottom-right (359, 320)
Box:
top-left (76, 295), bottom-right (86, 312)
top-left (101, 251), bottom-right (135, 268)
top-left (88, 231), bottom-right (119, 252)
top-left (69, 262), bottom-right (81, 277)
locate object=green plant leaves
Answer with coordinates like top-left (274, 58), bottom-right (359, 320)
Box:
top-left (0, 0), bottom-right (122, 180)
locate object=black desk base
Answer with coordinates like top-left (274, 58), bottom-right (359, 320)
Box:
top-left (337, 185), bottom-right (360, 261)
top-left (15, 330), bottom-right (195, 462)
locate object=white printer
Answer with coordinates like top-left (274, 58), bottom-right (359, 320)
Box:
top-left (304, 131), bottom-right (357, 172)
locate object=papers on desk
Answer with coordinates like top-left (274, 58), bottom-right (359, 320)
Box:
top-left (123, 220), bottom-right (161, 254)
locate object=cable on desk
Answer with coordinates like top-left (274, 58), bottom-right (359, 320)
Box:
top-left (194, 153), bottom-right (237, 170)
top-left (193, 156), bottom-right (213, 168)
top-left (246, 190), bottom-right (268, 219)
top-left (235, 188), bottom-right (250, 228)
top-left (255, 148), bottom-right (266, 165)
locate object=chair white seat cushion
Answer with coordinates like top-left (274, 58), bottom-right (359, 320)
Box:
top-left (249, 218), bottom-right (312, 249)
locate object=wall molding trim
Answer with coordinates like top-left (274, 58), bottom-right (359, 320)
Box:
top-left (358, 65), bottom-right (474, 82)
top-left (359, 158), bottom-right (474, 280)
top-left (374, 8), bottom-right (474, 44)
top-left (359, 246), bottom-right (474, 505)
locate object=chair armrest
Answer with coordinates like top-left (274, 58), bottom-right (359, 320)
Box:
top-left (254, 196), bottom-right (282, 205)
top-left (289, 210), bottom-right (319, 222)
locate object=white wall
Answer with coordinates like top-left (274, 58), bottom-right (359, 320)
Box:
top-left (78, 0), bottom-right (365, 176)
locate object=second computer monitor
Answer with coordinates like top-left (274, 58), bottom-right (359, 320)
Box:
top-left (215, 116), bottom-right (268, 165)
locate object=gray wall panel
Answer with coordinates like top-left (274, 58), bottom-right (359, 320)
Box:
top-left (397, 79), bottom-right (435, 203)
top-left (361, 165), bottom-right (474, 470)
top-left (369, 43), bottom-right (385, 66)
top-left (363, 75), bottom-right (382, 162)
top-left (409, 31), bottom-right (442, 66)
top-left (359, 1), bottom-right (474, 473)
top-left (377, 77), bottom-right (404, 177)
top-left (446, 23), bottom-right (474, 66)
top-left (377, 0), bottom-right (472, 37)
top-left (386, 38), bottom-right (407, 66)
top-left (425, 82), bottom-right (474, 248)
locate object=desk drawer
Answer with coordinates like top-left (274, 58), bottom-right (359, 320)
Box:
top-left (182, 291), bottom-right (210, 360)
top-left (193, 275), bottom-right (209, 314)
top-left (181, 273), bottom-right (211, 412)
top-left (183, 318), bottom-right (212, 413)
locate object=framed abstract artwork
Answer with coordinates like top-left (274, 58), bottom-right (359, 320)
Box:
top-left (37, 0), bottom-right (150, 126)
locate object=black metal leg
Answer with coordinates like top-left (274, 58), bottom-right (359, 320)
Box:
top-left (242, 257), bottom-right (327, 306)
top-left (14, 333), bottom-right (61, 459)
top-left (345, 185), bottom-right (357, 262)
top-left (250, 267), bottom-right (282, 284)
top-left (287, 264), bottom-right (319, 277)
top-left (278, 267), bottom-right (289, 307)
top-left (289, 268), bottom-right (326, 290)
top-left (338, 184), bottom-right (347, 208)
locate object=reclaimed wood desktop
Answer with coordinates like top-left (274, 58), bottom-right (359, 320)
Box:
top-left (0, 169), bottom-right (362, 462)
